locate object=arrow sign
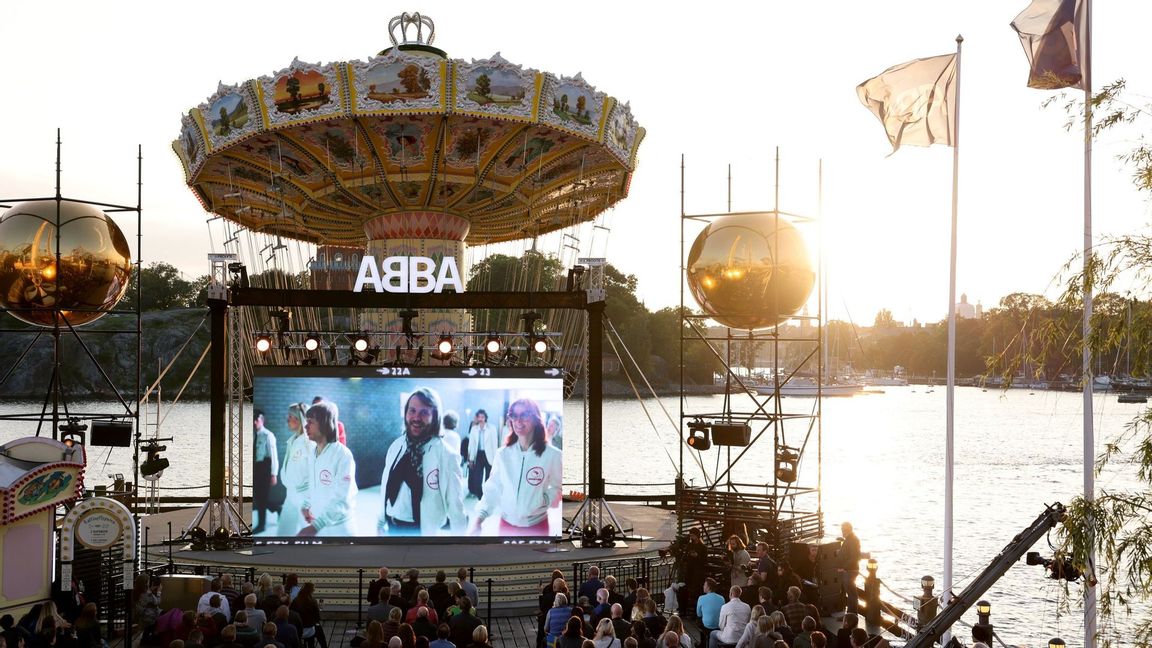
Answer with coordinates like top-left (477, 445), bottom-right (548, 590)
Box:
top-left (544, 368), bottom-right (561, 376)
top-left (462, 368), bottom-right (478, 376)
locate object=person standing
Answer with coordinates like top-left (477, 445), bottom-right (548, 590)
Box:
top-left (837, 522), bottom-right (861, 614)
top-left (252, 410), bottom-right (279, 534)
top-left (465, 410), bottom-right (497, 498)
top-left (378, 388), bottom-right (466, 536)
top-left (278, 403), bottom-right (315, 536)
top-left (298, 401), bottom-right (357, 536)
top-left (469, 399), bottom-right (563, 536)
top-left (727, 536), bottom-right (751, 589)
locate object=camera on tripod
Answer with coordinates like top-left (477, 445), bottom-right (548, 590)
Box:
top-left (1026, 551), bottom-right (1082, 582)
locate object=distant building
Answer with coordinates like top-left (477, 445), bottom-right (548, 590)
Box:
top-left (955, 293), bottom-right (982, 320)
top-left (310, 245), bottom-right (365, 290)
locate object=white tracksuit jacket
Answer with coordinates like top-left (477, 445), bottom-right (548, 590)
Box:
top-left (378, 435), bottom-right (466, 535)
top-left (277, 431), bottom-right (315, 536)
top-left (475, 441), bottom-right (562, 528)
top-left (303, 441), bottom-right (357, 535)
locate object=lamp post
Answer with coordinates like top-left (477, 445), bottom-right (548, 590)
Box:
top-left (864, 558), bottom-right (881, 626)
top-left (915, 576), bottom-right (938, 628)
top-left (973, 599), bottom-right (993, 645)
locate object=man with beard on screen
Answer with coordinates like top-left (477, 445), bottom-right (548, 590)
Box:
top-left (378, 387), bottom-right (466, 536)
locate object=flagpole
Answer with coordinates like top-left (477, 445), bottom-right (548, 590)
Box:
top-left (942, 33), bottom-right (962, 648)
top-left (1081, 0), bottom-right (1096, 646)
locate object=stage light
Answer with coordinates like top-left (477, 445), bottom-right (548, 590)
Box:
top-left (352, 334), bottom-right (369, 352)
top-left (532, 335), bottom-right (548, 354)
top-left (270, 308), bottom-right (291, 334)
top-left (211, 526), bottom-right (233, 550)
top-left (437, 335), bottom-right (454, 355)
top-left (141, 441), bottom-right (169, 480)
top-left (686, 420), bottom-right (711, 451)
top-left (255, 335), bottom-right (272, 353)
top-left (304, 334), bottom-right (320, 352)
top-left (187, 526), bottom-right (208, 551)
top-left (1049, 640), bottom-right (1066, 648)
top-left (775, 446), bottom-right (799, 483)
top-left (59, 418), bottom-right (87, 447)
top-left (598, 524), bottom-right (618, 547)
top-left (485, 334), bottom-right (502, 355)
top-left (580, 524), bottom-right (599, 548)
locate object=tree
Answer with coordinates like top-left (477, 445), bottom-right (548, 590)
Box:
top-left (873, 308), bottom-right (897, 329)
top-left (475, 73), bottom-right (491, 98)
top-left (1037, 80), bottom-right (1152, 647)
top-left (398, 64), bottom-right (424, 94)
top-left (129, 262), bottom-right (199, 311)
top-left (576, 95), bottom-right (586, 116)
top-left (286, 76), bottom-right (301, 107)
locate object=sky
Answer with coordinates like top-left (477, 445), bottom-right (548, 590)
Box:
top-left (4, 0), bottom-right (1152, 326)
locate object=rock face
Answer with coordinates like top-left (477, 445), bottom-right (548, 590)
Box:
top-left (0, 309), bottom-right (211, 399)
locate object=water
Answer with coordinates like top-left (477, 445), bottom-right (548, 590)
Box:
top-left (1, 386), bottom-right (1144, 646)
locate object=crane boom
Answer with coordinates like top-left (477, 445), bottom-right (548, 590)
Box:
top-left (904, 502), bottom-right (1067, 648)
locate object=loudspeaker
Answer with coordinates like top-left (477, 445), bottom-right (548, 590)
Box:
top-left (711, 423), bottom-right (751, 446)
top-left (90, 421), bottom-right (133, 447)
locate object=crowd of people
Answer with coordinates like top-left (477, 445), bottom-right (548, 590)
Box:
top-left (130, 566), bottom-right (494, 648)
top-left (529, 560), bottom-right (896, 648)
top-left (252, 390), bottom-right (564, 538)
top-left (2, 599), bottom-right (104, 648)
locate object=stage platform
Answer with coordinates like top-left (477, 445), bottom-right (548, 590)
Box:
top-left (139, 500), bottom-right (677, 617)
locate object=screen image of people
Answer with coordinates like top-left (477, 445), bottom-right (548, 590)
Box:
top-left (250, 370), bottom-right (564, 539)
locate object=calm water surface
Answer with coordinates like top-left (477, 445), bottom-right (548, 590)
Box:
top-left (2, 386), bottom-right (1144, 646)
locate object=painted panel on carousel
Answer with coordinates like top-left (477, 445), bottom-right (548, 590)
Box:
top-left (493, 127), bottom-right (562, 178)
top-left (454, 54), bottom-right (539, 121)
top-left (1, 437), bottom-right (85, 524)
top-left (443, 118), bottom-right (518, 170)
top-left (199, 83), bottom-right (260, 152)
top-left (541, 73), bottom-right (606, 140)
top-left (176, 113), bottom-right (206, 179)
top-left (259, 59), bottom-right (344, 127)
top-left (350, 54), bottom-right (444, 115)
top-left (302, 120), bottom-right (368, 171)
top-left (604, 100), bottom-right (641, 165)
top-left (369, 117), bottom-right (434, 167)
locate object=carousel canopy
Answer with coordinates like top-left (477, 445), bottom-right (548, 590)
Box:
top-left (174, 13), bottom-right (644, 247)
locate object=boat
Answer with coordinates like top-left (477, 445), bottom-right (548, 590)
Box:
top-left (1117, 392), bottom-right (1148, 404)
top-left (756, 376), bottom-right (865, 397)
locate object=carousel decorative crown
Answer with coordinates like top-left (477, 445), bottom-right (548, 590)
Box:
top-left (388, 12), bottom-right (435, 47)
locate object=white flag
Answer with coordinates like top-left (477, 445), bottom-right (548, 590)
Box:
top-left (857, 54), bottom-right (957, 154)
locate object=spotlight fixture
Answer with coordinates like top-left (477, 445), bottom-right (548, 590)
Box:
top-left (187, 526), bottom-right (209, 551)
top-left (532, 336), bottom-right (549, 354)
top-left (598, 524), bottom-right (618, 547)
top-left (437, 334), bottom-right (454, 356)
top-left (255, 335), bottom-right (272, 353)
top-left (580, 523), bottom-right (599, 548)
top-left (59, 419), bottom-right (87, 448)
top-left (775, 445), bottom-right (799, 483)
top-left (304, 334), bottom-right (320, 352)
top-left (485, 333), bottom-right (502, 355)
top-left (686, 419), bottom-right (711, 451)
top-left (140, 441), bottom-right (169, 480)
top-left (352, 334), bottom-right (369, 353)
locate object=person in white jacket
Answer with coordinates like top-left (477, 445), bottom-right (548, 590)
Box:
top-left (466, 409), bottom-right (499, 498)
top-left (469, 398), bottom-right (562, 536)
top-left (378, 387), bottom-right (466, 536)
top-left (298, 400), bottom-right (357, 536)
top-left (277, 402), bottom-right (315, 536)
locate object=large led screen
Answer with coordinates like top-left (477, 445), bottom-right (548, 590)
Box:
top-left (250, 366), bottom-right (565, 541)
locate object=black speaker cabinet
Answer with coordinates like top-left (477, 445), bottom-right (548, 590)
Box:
top-left (90, 421), bottom-right (133, 447)
top-left (711, 423), bottom-right (751, 446)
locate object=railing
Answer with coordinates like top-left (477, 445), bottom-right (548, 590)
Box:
top-left (569, 555), bottom-right (677, 602)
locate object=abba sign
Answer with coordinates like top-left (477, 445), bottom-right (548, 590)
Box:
top-left (353, 256), bottom-right (464, 293)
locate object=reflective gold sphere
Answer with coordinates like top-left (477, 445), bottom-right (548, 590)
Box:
top-left (0, 200), bottom-right (132, 326)
top-left (686, 212), bottom-right (814, 330)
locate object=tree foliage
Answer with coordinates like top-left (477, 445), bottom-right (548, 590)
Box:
top-left (129, 262), bottom-right (208, 311)
top-left (1033, 79), bottom-right (1152, 647)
